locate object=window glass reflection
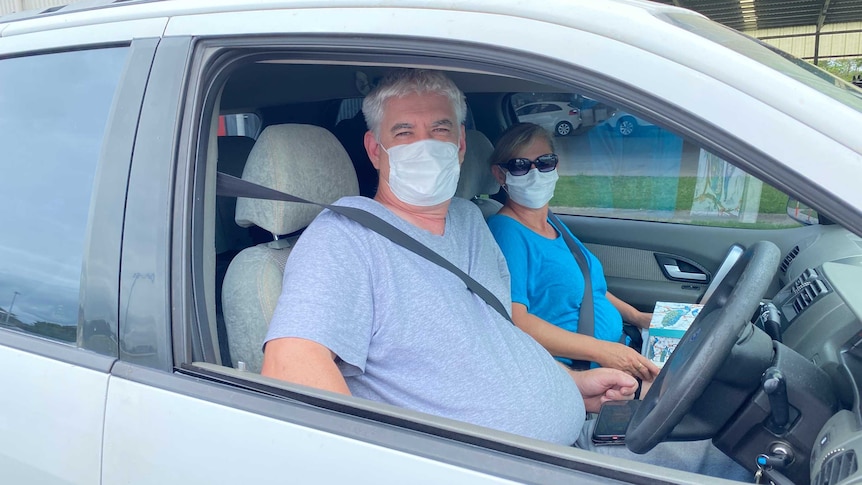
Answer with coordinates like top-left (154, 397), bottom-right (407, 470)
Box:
top-left (0, 47), bottom-right (128, 343)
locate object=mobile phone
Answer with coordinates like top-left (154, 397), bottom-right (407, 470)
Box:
top-left (591, 400), bottom-right (641, 445)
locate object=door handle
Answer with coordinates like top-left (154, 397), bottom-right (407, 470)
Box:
top-left (663, 264), bottom-right (707, 282)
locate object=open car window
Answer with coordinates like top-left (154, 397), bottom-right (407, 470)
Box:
top-left (175, 35), bottom-right (861, 485)
top-left (511, 92), bottom-right (802, 229)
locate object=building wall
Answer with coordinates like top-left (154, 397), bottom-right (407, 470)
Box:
top-left (0, 0), bottom-right (70, 16)
top-left (756, 22), bottom-right (862, 61)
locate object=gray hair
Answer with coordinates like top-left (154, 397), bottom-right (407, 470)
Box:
top-left (489, 122), bottom-right (556, 167)
top-left (362, 69), bottom-right (467, 139)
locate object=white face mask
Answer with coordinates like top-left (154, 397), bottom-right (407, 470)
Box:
top-left (381, 139), bottom-right (461, 207)
top-left (505, 168), bottom-right (559, 209)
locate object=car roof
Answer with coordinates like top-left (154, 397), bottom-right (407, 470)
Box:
top-left (0, 0), bottom-right (687, 27)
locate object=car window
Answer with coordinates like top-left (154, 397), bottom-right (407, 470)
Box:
top-left (515, 104), bottom-right (533, 115)
top-left (0, 47), bottom-right (128, 344)
top-left (509, 93), bottom-right (801, 229)
top-left (218, 113), bottom-right (261, 139)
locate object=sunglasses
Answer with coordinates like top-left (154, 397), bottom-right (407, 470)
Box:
top-left (497, 153), bottom-right (559, 176)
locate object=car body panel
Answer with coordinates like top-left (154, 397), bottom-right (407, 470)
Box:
top-left (2, 1), bottom-right (862, 484)
top-left (0, 339), bottom-right (109, 485)
top-left (102, 377), bottom-right (522, 484)
top-left (0, 17), bottom-right (167, 54)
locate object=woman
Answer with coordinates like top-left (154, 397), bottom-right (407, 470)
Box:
top-left (487, 122), bottom-right (659, 383)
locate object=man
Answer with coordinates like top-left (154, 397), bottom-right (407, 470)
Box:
top-left (261, 69), bottom-right (747, 479)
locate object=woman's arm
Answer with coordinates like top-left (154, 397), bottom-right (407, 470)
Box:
top-left (606, 291), bottom-right (652, 329)
top-left (512, 303), bottom-right (658, 381)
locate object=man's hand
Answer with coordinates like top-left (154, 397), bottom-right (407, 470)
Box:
top-left (568, 367), bottom-right (638, 413)
top-left (594, 340), bottom-right (660, 382)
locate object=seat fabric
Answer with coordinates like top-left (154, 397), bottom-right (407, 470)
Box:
top-left (222, 124), bottom-right (359, 372)
top-left (455, 129), bottom-right (502, 218)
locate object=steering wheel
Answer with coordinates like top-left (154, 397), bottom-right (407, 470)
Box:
top-left (626, 240), bottom-right (781, 454)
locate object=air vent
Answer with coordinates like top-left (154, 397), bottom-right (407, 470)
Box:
top-left (780, 245), bottom-right (800, 273)
top-left (793, 280), bottom-right (828, 314)
top-left (815, 449), bottom-right (857, 485)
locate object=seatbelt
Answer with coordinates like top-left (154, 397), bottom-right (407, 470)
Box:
top-left (217, 172), bottom-right (513, 324)
top-left (548, 211), bottom-right (594, 338)
top-left (548, 211), bottom-right (631, 353)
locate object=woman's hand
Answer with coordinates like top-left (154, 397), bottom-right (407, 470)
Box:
top-left (593, 340), bottom-right (659, 382)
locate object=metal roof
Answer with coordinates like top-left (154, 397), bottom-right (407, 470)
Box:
top-left (650, 0), bottom-right (862, 31)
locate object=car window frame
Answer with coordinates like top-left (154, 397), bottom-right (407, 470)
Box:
top-left (172, 33), bottom-right (858, 483)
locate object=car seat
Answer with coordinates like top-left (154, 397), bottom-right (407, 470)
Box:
top-left (455, 129), bottom-right (502, 218)
top-left (214, 135), bottom-right (257, 366)
top-left (221, 124), bottom-right (359, 372)
top-left (215, 136), bottom-right (256, 254)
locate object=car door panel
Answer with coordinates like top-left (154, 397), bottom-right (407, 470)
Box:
top-left (0, 332), bottom-right (113, 485)
top-left (585, 243), bottom-right (704, 308)
top-left (560, 215), bottom-right (801, 311)
top-left (102, 362), bottom-right (618, 484)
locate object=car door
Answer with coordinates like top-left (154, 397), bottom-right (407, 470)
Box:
top-left (97, 12), bottom-right (626, 485)
top-left (0, 25), bottom-right (151, 485)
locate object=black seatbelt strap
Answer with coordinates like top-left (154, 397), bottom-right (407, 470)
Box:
top-left (217, 172), bottom-right (513, 324)
top-left (548, 210), bottom-right (594, 338)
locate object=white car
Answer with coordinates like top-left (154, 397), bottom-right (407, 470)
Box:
top-left (602, 110), bottom-right (655, 136)
top-left (1, 1), bottom-right (862, 484)
top-left (515, 101), bottom-right (582, 136)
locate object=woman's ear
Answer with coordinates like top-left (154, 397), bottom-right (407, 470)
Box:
top-left (491, 164), bottom-right (507, 186)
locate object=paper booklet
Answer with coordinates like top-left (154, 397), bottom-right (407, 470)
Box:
top-left (641, 301), bottom-right (704, 369)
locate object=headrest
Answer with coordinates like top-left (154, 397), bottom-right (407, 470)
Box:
top-left (455, 129), bottom-right (499, 199)
top-left (235, 124), bottom-right (359, 235)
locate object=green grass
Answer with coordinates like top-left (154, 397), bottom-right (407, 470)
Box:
top-left (553, 175), bottom-right (788, 213)
top-left (550, 175), bottom-right (797, 228)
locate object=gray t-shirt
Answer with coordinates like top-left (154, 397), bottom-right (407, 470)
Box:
top-left (266, 196), bottom-right (584, 445)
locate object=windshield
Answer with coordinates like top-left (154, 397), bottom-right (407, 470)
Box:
top-left (660, 12), bottom-right (862, 114)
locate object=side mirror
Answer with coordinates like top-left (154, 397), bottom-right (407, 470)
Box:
top-left (786, 198), bottom-right (819, 225)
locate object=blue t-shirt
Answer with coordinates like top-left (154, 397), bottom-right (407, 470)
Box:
top-left (487, 214), bottom-right (623, 366)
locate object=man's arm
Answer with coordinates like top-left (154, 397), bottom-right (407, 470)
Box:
top-left (261, 337), bottom-right (352, 395)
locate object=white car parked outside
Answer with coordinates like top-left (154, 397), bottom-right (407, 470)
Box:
top-left (515, 101), bottom-right (582, 136)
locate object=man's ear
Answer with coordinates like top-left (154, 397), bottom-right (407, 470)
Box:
top-left (458, 125), bottom-right (467, 164)
top-left (364, 131), bottom-right (381, 169)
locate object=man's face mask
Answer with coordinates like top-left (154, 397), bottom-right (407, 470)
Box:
top-left (381, 139), bottom-right (461, 207)
top-left (504, 167), bottom-right (560, 209)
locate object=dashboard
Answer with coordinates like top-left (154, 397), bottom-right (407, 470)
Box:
top-left (765, 225), bottom-right (862, 484)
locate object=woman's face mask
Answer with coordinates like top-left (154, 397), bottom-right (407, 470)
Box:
top-left (504, 167), bottom-right (559, 209)
top-left (381, 139), bottom-right (461, 207)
